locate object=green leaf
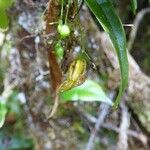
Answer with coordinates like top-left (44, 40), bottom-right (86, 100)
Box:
top-left (60, 80), bottom-right (113, 105)
top-left (0, 0), bottom-right (13, 10)
top-left (131, 0), bottom-right (137, 14)
top-left (0, 98), bottom-right (7, 128)
top-left (85, 0), bottom-right (128, 108)
top-left (0, 10), bottom-right (9, 31)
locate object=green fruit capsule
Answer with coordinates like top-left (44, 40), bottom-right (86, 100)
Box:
top-left (55, 43), bottom-right (64, 59)
top-left (57, 24), bottom-right (70, 38)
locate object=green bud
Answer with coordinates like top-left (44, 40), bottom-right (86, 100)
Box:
top-left (55, 43), bottom-right (64, 59)
top-left (57, 24), bottom-right (70, 38)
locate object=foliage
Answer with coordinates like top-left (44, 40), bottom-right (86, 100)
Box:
top-left (0, 91), bottom-right (34, 149)
top-left (0, 91), bottom-right (22, 128)
top-left (52, 0), bottom-right (128, 108)
top-left (60, 80), bottom-right (113, 105)
top-left (85, 0), bottom-right (128, 108)
top-left (0, 97), bottom-right (7, 128)
top-left (0, 0), bottom-right (14, 31)
top-left (0, 10), bottom-right (9, 31)
top-left (0, 130), bottom-right (34, 150)
top-left (131, 0), bottom-right (137, 14)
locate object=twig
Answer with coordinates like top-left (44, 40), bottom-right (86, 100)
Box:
top-left (123, 24), bottom-right (134, 27)
top-left (102, 123), bottom-right (147, 145)
top-left (85, 92), bottom-right (115, 150)
top-left (47, 95), bottom-right (59, 119)
top-left (127, 8), bottom-right (150, 51)
top-left (85, 103), bottom-right (110, 150)
top-left (76, 105), bottom-right (147, 145)
top-left (19, 33), bottom-right (55, 42)
top-left (117, 101), bottom-right (130, 150)
top-left (2, 79), bottom-right (19, 98)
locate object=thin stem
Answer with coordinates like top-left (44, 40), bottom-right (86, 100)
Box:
top-left (65, 0), bottom-right (71, 24)
top-left (47, 95), bottom-right (59, 119)
top-left (77, 12), bottom-right (101, 74)
top-left (60, 0), bottom-right (64, 23)
top-left (73, 0), bottom-right (84, 18)
top-left (49, 21), bottom-right (58, 25)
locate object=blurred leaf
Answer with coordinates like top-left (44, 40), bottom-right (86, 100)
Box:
top-left (131, 0), bottom-right (137, 14)
top-left (7, 91), bottom-right (22, 118)
top-left (0, 132), bottom-right (34, 150)
top-left (60, 80), bottom-right (113, 105)
top-left (0, 0), bottom-right (13, 10)
top-left (73, 122), bottom-right (85, 134)
top-left (0, 10), bottom-right (9, 31)
top-left (85, 0), bottom-right (128, 108)
top-left (0, 98), bottom-right (7, 128)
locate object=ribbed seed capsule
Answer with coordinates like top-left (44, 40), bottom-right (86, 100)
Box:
top-left (58, 59), bottom-right (87, 92)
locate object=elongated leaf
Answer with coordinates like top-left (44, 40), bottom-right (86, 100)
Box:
top-left (85, 0), bottom-right (128, 108)
top-left (131, 0), bottom-right (137, 14)
top-left (60, 80), bottom-right (113, 105)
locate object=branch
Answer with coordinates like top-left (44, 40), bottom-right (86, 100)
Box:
top-left (76, 104), bottom-right (147, 146)
top-left (117, 101), bottom-right (130, 150)
top-left (86, 103), bottom-right (110, 150)
top-left (85, 93), bottom-right (114, 150)
top-left (127, 8), bottom-right (150, 51)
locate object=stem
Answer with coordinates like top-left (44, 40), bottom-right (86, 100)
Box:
top-left (65, 0), bottom-right (71, 24)
top-left (47, 95), bottom-right (59, 119)
top-left (76, 10), bottom-right (101, 74)
top-left (60, 0), bottom-right (64, 23)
